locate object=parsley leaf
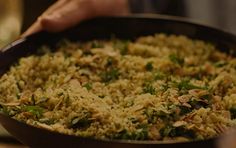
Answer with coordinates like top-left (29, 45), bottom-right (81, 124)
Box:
top-left (100, 68), bottom-right (120, 82)
top-left (160, 125), bottom-right (196, 139)
top-left (83, 82), bottom-right (92, 90)
top-left (154, 71), bottom-right (166, 80)
top-left (91, 40), bottom-right (104, 48)
top-left (114, 40), bottom-right (129, 55)
top-left (169, 54), bottom-right (184, 65)
top-left (145, 62), bottom-right (153, 71)
top-left (176, 79), bottom-right (205, 90)
top-left (23, 106), bottom-right (44, 118)
top-left (143, 83), bottom-right (156, 95)
top-left (230, 106), bottom-right (236, 119)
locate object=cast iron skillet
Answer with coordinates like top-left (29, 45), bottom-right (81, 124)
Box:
top-left (0, 16), bottom-right (236, 148)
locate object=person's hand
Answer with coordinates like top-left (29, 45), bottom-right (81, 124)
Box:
top-left (22, 0), bottom-right (129, 37)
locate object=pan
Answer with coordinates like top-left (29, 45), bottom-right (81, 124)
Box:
top-left (0, 15), bottom-right (236, 148)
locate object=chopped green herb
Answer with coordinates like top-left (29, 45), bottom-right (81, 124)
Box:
top-left (157, 110), bottom-right (170, 120)
top-left (129, 117), bottom-right (139, 124)
top-left (57, 92), bottom-right (64, 97)
top-left (31, 94), bottom-right (36, 105)
top-left (167, 105), bottom-right (182, 120)
top-left (113, 130), bottom-right (131, 140)
top-left (22, 106), bottom-right (44, 118)
top-left (70, 113), bottom-right (92, 129)
top-left (144, 108), bottom-right (158, 123)
top-left (71, 117), bottom-right (91, 129)
top-left (0, 105), bottom-right (9, 116)
top-left (230, 106), bottom-right (236, 119)
top-left (160, 84), bottom-right (169, 92)
top-left (133, 125), bottom-right (148, 140)
top-left (201, 94), bottom-right (212, 101)
top-left (106, 57), bottom-right (114, 67)
top-left (159, 125), bottom-right (173, 137)
top-left (214, 61), bottom-right (228, 67)
top-left (16, 93), bottom-right (21, 99)
top-left (57, 39), bottom-right (71, 48)
top-left (83, 50), bottom-right (93, 55)
top-left (114, 40), bottom-right (129, 55)
top-left (0, 105), bottom-right (20, 117)
top-left (145, 62), bottom-right (153, 71)
top-left (98, 95), bottom-right (105, 99)
top-left (100, 68), bottom-right (120, 82)
top-left (91, 41), bottom-right (103, 48)
top-left (37, 45), bottom-right (51, 55)
top-left (178, 105), bottom-right (192, 115)
top-left (145, 107), bottom-right (172, 122)
top-left (114, 126), bottom-right (148, 140)
top-left (143, 83), bottom-right (156, 95)
top-left (64, 94), bottom-right (70, 107)
top-left (36, 97), bottom-right (48, 105)
top-left (160, 125), bottom-right (196, 139)
top-left (175, 79), bottom-right (205, 91)
top-left (125, 100), bottom-right (134, 107)
top-left (16, 81), bottom-right (22, 91)
top-left (39, 118), bottom-right (55, 125)
top-left (188, 98), bottom-right (209, 109)
top-left (154, 71), bottom-right (166, 80)
top-left (169, 54), bottom-right (184, 65)
top-left (83, 82), bottom-right (92, 90)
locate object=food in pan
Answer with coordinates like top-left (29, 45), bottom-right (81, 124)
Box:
top-left (0, 34), bottom-right (236, 142)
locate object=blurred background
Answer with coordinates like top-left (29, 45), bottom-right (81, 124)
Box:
top-left (0, 0), bottom-right (236, 147)
top-left (0, 0), bottom-right (23, 49)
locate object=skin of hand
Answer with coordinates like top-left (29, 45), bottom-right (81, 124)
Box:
top-left (22, 0), bottom-right (129, 37)
top-left (218, 129), bottom-right (236, 148)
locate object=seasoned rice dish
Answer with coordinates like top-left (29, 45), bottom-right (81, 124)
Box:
top-left (0, 34), bottom-right (236, 142)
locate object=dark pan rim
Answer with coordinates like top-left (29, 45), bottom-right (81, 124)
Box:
top-left (128, 14), bottom-right (236, 36)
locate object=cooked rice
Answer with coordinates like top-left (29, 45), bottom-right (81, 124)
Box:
top-left (0, 34), bottom-right (236, 141)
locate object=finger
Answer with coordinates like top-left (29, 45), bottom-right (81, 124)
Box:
top-left (41, 1), bottom-right (93, 32)
top-left (41, 0), bottom-right (68, 16)
top-left (21, 0), bottom-right (68, 37)
top-left (21, 17), bottom-right (42, 37)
